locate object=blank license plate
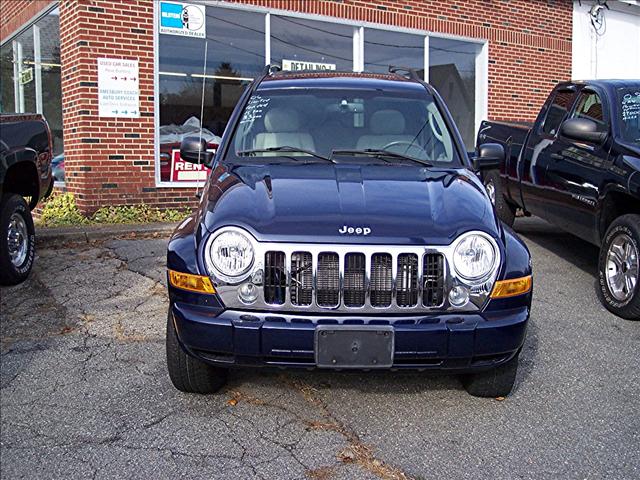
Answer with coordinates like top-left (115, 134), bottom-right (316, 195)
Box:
top-left (315, 325), bottom-right (394, 368)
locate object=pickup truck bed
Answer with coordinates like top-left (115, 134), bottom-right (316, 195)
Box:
top-left (477, 120), bottom-right (531, 208)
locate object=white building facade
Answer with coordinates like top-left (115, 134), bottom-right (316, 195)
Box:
top-left (573, 0), bottom-right (640, 80)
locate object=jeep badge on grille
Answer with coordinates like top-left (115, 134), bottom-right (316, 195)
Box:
top-left (339, 225), bottom-right (371, 235)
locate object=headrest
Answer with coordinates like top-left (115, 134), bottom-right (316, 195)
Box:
top-left (264, 108), bottom-right (300, 133)
top-left (370, 109), bottom-right (405, 135)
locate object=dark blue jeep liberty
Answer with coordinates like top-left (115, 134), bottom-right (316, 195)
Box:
top-left (166, 67), bottom-right (533, 397)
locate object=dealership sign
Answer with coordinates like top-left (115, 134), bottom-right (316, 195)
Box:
top-left (282, 59), bottom-right (337, 71)
top-left (170, 149), bottom-right (213, 182)
top-left (159, 2), bottom-right (206, 38)
top-left (97, 58), bottom-right (139, 118)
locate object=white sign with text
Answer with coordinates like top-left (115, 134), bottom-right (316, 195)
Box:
top-left (282, 59), bottom-right (337, 71)
top-left (97, 58), bottom-right (139, 118)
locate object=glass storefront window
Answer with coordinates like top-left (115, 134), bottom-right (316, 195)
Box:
top-left (364, 28), bottom-right (424, 77)
top-left (0, 43), bottom-right (15, 112)
top-left (158, 7), bottom-right (264, 182)
top-left (15, 27), bottom-right (36, 114)
top-left (38, 9), bottom-right (63, 157)
top-left (0, 8), bottom-right (63, 159)
top-left (271, 16), bottom-right (353, 71)
top-left (155, 4), bottom-right (486, 185)
top-left (429, 37), bottom-right (480, 148)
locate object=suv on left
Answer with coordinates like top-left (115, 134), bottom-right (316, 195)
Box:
top-left (0, 113), bottom-right (54, 285)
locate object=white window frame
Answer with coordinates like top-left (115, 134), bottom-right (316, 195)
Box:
top-left (153, 0), bottom-right (489, 187)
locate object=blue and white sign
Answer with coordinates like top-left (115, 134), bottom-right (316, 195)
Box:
top-left (159, 2), bottom-right (206, 38)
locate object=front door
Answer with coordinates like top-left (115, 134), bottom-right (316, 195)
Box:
top-left (542, 88), bottom-right (611, 243)
top-left (518, 87), bottom-right (577, 217)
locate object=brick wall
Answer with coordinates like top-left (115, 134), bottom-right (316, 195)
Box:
top-left (59, 0), bottom-right (194, 212)
top-left (0, 0), bottom-right (55, 41)
top-left (5, 0), bottom-right (573, 213)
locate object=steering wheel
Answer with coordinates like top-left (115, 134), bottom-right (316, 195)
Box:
top-left (381, 140), bottom-right (429, 159)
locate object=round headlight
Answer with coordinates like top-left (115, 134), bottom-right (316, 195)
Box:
top-left (453, 233), bottom-right (498, 282)
top-left (206, 228), bottom-right (255, 280)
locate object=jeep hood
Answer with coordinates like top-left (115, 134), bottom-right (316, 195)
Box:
top-left (200, 163), bottom-right (498, 245)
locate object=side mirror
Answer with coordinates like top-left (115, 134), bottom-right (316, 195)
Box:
top-left (180, 136), bottom-right (214, 166)
top-left (473, 143), bottom-right (504, 170)
top-left (559, 118), bottom-right (607, 144)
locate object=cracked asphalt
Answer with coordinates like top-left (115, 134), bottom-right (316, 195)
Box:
top-left (1, 217), bottom-right (638, 480)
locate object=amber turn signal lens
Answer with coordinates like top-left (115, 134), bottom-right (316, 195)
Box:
top-left (168, 270), bottom-right (216, 294)
top-left (490, 275), bottom-right (532, 299)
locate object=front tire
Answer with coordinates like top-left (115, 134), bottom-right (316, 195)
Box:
top-left (166, 310), bottom-right (229, 393)
top-left (597, 214), bottom-right (640, 320)
top-left (483, 170), bottom-right (516, 228)
top-left (0, 194), bottom-right (36, 286)
top-left (461, 353), bottom-right (519, 397)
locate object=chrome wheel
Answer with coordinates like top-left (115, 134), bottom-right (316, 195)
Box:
top-left (606, 233), bottom-right (639, 302)
top-left (485, 180), bottom-right (496, 205)
top-left (7, 212), bottom-right (28, 267)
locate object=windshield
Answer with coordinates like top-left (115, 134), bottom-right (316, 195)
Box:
top-left (618, 87), bottom-right (640, 144)
top-left (228, 87), bottom-right (461, 166)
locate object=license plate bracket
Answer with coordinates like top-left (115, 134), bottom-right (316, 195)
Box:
top-left (315, 325), bottom-right (394, 368)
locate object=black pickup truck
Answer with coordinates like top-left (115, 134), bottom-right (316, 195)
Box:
top-left (0, 113), bottom-right (54, 285)
top-left (477, 80), bottom-right (640, 319)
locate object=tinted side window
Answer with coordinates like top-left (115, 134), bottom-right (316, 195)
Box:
top-left (542, 90), bottom-right (575, 136)
top-left (571, 91), bottom-right (607, 131)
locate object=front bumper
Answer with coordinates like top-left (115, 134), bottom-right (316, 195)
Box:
top-left (171, 302), bottom-right (529, 371)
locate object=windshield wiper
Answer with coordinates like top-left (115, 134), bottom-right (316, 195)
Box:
top-left (331, 149), bottom-right (433, 167)
top-left (237, 146), bottom-right (335, 163)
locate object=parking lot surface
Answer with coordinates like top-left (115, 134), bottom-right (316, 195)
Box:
top-left (1, 218), bottom-right (638, 480)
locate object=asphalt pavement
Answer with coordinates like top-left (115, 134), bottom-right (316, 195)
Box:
top-left (1, 217), bottom-right (638, 479)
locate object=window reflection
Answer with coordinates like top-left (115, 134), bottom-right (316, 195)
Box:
top-left (0, 43), bottom-right (14, 112)
top-left (429, 37), bottom-right (479, 148)
top-left (271, 16), bottom-right (353, 71)
top-left (39, 9), bottom-right (63, 157)
top-left (364, 28), bottom-right (424, 76)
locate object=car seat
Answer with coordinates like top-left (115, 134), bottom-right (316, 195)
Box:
top-left (253, 108), bottom-right (315, 152)
top-left (356, 109), bottom-right (414, 150)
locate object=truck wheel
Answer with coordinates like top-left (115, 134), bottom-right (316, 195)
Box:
top-left (0, 194), bottom-right (36, 286)
top-left (166, 310), bottom-right (229, 393)
top-left (598, 214), bottom-right (640, 320)
top-left (461, 353), bottom-right (519, 398)
top-left (483, 170), bottom-right (515, 228)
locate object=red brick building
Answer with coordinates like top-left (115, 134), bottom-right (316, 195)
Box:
top-left (1, 0), bottom-right (573, 213)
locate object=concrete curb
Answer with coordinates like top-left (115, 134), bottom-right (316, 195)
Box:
top-left (36, 222), bottom-right (178, 246)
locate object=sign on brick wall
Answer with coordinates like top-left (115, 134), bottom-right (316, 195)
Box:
top-left (97, 58), bottom-right (140, 118)
top-left (159, 2), bottom-right (206, 38)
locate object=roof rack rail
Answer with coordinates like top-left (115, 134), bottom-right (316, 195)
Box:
top-left (261, 64), bottom-right (282, 75)
top-left (389, 65), bottom-right (421, 82)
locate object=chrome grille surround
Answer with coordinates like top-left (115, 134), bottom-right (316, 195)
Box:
top-left (212, 237), bottom-right (501, 314)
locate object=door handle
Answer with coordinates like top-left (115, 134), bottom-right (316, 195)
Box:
top-left (550, 153), bottom-right (563, 161)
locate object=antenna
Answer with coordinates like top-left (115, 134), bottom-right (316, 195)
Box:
top-left (196, 40), bottom-right (208, 200)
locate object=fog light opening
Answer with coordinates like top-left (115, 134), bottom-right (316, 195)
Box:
top-left (449, 285), bottom-right (470, 308)
top-left (238, 282), bottom-right (258, 304)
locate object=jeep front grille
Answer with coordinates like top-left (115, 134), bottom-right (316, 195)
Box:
top-left (290, 251), bottom-right (313, 306)
top-left (264, 251), bottom-right (286, 304)
top-left (263, 249), bottom-right (445, 311)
